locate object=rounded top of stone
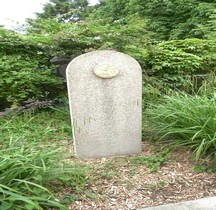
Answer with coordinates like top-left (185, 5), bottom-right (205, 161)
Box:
top-left (66, 50), bottom-right (142, 78)
top-left (93, 63), bottom-right (120, 79)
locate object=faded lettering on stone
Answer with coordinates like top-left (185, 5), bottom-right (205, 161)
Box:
top-left (66, 50), bottom-right (142, 159)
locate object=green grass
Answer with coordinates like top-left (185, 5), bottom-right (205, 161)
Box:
top-left (0, 110), bottom-right (87, 209)
top-left (3, 91), bottom-right (216, 208)
top-left (146, 93), bottom-right (216, 168)
top-left (129, 152), bottom-right (170, 172)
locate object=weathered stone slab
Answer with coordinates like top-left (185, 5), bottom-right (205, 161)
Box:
top-left (66, 50), bottom-right (142, 159)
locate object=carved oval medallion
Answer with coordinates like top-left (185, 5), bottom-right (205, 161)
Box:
top-left (93, 63), bottom-right (120, 79)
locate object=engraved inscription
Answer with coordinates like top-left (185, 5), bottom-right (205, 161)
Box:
top-left (93, 63), bottom-right (119, 79)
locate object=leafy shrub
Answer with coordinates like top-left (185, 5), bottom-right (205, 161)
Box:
top-left (146, 39), bottom-right (216, 90)
top-left (0, 55), bottom-right (64, 110)
top-left (146, 93), bottom-right (216, 168)
top-left (50, 16), bottom-right (149, 59)
top-left (0, 28), bottom-right (64, 110)
top-left (0, 28), bottom-right (50, 59)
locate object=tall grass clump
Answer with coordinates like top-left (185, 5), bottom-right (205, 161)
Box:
top-left (146, 93), bottom-right (216, 167)
top-left (0, 110), bottom-right (87, 209)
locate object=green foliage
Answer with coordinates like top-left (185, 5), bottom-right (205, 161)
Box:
top-left (147, 0), bottom-right (198, 40)
top-left (1, 29), bottom-right (40, 56)
top-left (146, 93), bottom-right (216, 168)
top-left (0, 110), bottom-right (87, 209)
top-left (94, 0), bottom-right (130, 20)
top-left (146, 39), bottom-right (216, 90)
top-left (1, 109), bottom-right (72, 143)
top-left (198, 10), bottom-right (216, 39)
top-left (0, 147), bottom-right (66, 210)
top-left (0, 28), bottom-right (64, 110)
top-left (129, 152), bottom-right (170, 172)
top-left (3, 1), bottom-right (216, 205)
top-left (23, 3), bottom-right (216, 99)
top-left (0, 55), bottom-right (64, 109)
top-left (144, 0), bottom-right (215, 40)
top-left (50, 15), bottom-right (149, 62)
top-left (35, 0), bottom-right (89, 21)
top-left (95, 0), bottom-right (216, 40)
top-left (99, 148), bottom-right (170, 175)
top-left (26, 18), bottom-right (68, 36)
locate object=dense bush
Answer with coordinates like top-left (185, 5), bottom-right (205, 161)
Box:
top-left (93, 0), bottom-right (216, 40)
top-left (0, 28), bottom-right (64, 110)
top-left (0, 28), bottom-right (51, 58)
top-left (50, 16), bottom-right (149, 57)
top-left (24, 16), bottom-right (216, 96)
top-left (0, 55), bottom-right (64, 109)
top-left (146, 39), bottom-right (216, 90)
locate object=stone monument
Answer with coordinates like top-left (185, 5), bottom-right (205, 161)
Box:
top-left (66, 50), bottom-right (142, 159)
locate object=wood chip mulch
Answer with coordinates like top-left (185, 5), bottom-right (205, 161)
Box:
top-left (67, 141), bottom-right (216, 210)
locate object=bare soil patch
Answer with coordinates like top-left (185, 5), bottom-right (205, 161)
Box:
top-left (68, 141), bottom-right (216, 210)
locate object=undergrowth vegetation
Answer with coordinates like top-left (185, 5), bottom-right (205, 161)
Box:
top-left (0, 29), bottom-right (64, 110)
top-left (0, 110), bottom-right (87, 209)
top-left (146, 93), bottom-right (216, 169)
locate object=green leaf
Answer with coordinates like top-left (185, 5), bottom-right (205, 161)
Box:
top-left (0, 202), bottom-right (13, 210)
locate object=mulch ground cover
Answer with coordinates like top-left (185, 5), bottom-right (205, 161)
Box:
top-left (66, 141), bottom-right (216, 210)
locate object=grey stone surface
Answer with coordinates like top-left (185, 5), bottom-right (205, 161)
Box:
top-left (59, 64), bottom-right (68, 78)
top-left (66, 50), bottom-right (142, 159)
top-left (139, 197), bottom-right (216, 210)
top-left (50, 56), bottom-right (71, 65)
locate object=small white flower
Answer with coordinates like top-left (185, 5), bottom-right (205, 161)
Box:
top-left (94, 36), bottom-right (100, 40)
